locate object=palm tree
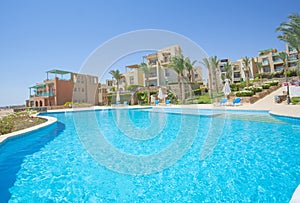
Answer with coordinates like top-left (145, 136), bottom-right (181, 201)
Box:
top-left (277, 51), bottom-right (291, 104)
top-left (256, 61), bottom-right (263, 84)
top-left (109, 69), bottom-right (122, 103)
top-left (242, 56), bottom-right (251, 87)
top-left (185, 57), bottom-right (197, 83)
top-left (168, 55), bottom-right (186, 103)
top-left (276, 13), bottom-right (300, 79)
top-left (276, 13), bottom-right (300, 59)
top-left (139, 62), bottom-right (152, 104)
top-left (184, 57), bottom-right (197, 98)
top-left (210, 56), bottom-right (220, 93)
top-left (223, 61), bottom-right (232, 80)
top-left (278, 52), bottom-right (289, 82)
top-left (203, 57), bottom-right (214, 99)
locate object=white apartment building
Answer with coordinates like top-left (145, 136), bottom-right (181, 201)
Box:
top-left (144, 45), bottom-right (182, 86)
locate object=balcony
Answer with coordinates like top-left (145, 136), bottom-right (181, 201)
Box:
top-left (149, 72), bottom-right (157, 78)
top-left (274, 65), bottom-right (283, 72)
top-left (262, 60), bottom-right (269, 66)
top-left (288, 58), bottom-right (298, 62)
top-left (34, 92), bottom-right (54, 97)
top-left (273, 58), bottom-right (283, 64)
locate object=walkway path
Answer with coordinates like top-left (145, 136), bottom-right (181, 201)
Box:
top-left (166, 86), bottom-right (300, 118)
top-left (235, 86), bottom-right (300, 118)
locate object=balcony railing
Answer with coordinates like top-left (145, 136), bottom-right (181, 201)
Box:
top-left (149, 73), bottom-right (157, 77)
top-left (262, 61), bottom-right (269, 65)
top-left (273, 59), bottom-right (282, 63)
top-left (288, 58), bottom-right (298, 62)
top-left (34, 92), bottom-right (54, 97)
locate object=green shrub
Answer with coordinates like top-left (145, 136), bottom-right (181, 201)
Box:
top-left (192, 89), bottom-right (202, 96)
top-left (168, 82), bottom-right (178, 85)
top-left (267, 74), bottom-right (273, 79)
top-left (235, 91), bottom-right (254, 97)
top-left (0, 117), bottom-right (13, 134)
top-left (136, 90), bottom-right (157, 103)
top-left (262, 84), bottom-right (270, 89)
top-left (107, 95), bottom-right (112, 105)
top-left (230, 83), bottom-right (236, 90)
top-left (244, 86), bottom-right (262, 94)
top-left (291, 97), bottom-right (300, 105)
top-left (264, 80), bottom-right (278, 86)
top-left (167, 89), bottom-right (178, 104)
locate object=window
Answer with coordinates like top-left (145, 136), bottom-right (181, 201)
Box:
top-left (275, 65), bottom-right (283, 72)
top-left (164, 56), bottom-right (169, 62)
top-left (149, 59), bottom-right (157, 65)
top-left (82, 88), bottom-right (84, 92)
top-left (74, 87), bottom-right (77, 92)
top-left (195, 74), bottom-right (198, 78)
top-left (94, 77), bottom-right (97, 84)
top-left (165, 69), bottom-right (170, 77)
top-left (262, 59), bottom-right (269, 65)
top-left (263, 67), bottom-right (271, 73)
top-left (130, 76), bottom-right (134, 84)
top-left (107, 80), bottom-right (113, 86)
top-left (234, 73), bottom-right (241, 77)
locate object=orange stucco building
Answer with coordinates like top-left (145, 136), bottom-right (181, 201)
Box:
top-left (26, 69), bottom-right (99, 108)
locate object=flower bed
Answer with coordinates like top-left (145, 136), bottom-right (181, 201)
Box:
top-left (0, 110), bottom-right (46, 135)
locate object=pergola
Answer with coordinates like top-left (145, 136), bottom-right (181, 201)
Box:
top-left (46, 69), bottom-right (73, 80)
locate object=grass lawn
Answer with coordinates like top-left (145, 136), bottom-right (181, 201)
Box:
top-left (186, 93), bottom-right (224, 104)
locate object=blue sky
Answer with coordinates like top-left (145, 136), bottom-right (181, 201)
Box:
top-left (0, 0), bottom-right (298, 106)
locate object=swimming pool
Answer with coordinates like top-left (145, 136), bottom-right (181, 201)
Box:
top-left (0, 108), bottom-right (299, 202)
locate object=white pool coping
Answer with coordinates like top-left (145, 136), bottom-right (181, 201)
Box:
top-left (44, 104), bottom-right (300, 119)
top-left (290, 185), bottom-right (300, 203)
top-left (0, 115), bottom-right (57, 144)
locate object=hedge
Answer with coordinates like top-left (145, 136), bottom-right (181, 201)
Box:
top-left (244, 86), bottom-right (263, 94)
top-left (291, 97), bottom-right (300, 105)
top-left (192, 89), bottom-right (202, 96)
top-left (264, 81), bottom-right (279, 86)
top-left (235, 91), bottom-right (254, 97)
top-left (262, 84), bottom-right (270, 89)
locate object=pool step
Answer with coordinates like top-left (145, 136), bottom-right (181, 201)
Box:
top-left (215, 114), bottom-right (285, 124)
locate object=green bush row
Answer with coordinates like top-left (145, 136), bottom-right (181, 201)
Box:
top-left (235, 91), bottom-right (254, 97)
top-left (244, 86), bottom-right (263, 94)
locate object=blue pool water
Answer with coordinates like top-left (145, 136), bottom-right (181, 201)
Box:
top-left (0, 108), bottom-right (299, 202)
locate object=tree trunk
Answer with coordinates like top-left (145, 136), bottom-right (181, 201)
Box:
top-left (208, 71), bottom-right (213, 99)
top-left (177, 76), bottom-right (181, 101)
top-left (181, 74), bottom-right (185, 103)
top-left (147, 78), bottom-right (150, 104)
top-left (214, 68), bottom-right (219, 93)
top-left (188, 72), bottom-right (193, 99)
top-left (245, 71), bottom-right (249, 87)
